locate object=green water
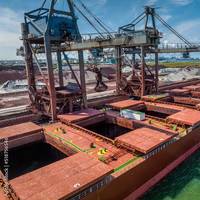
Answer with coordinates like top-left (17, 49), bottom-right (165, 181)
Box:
top-left (141, 150), bottom-right (200, 200)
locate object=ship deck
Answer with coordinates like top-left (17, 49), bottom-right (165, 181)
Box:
top-left (44, 122), bottom-right (136, 172)
top-left (161, 81), bottom-right (200, 111)
top-left (167, 109), bottom-right (200, 126)
top-left (183, 85), bottom-right (200, 91)
top-left (58, 108), bottom-right (104, 123)
top-left (0, 122), bottom-right (43, 151)
top-left (10, 152), bottom-right (112, 200)
top-left (107, 99), bottom-right (144, 110)
top-left (115, 127), bottom-right (175, 154)
top-left (2, 87), bottom-right (200, 199)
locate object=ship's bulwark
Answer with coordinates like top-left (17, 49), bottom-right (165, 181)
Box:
top-left (83, 126), bottom-right (200, 200)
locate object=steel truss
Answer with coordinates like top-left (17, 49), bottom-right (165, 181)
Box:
top-left (21, 2), bottom-right (199, 121)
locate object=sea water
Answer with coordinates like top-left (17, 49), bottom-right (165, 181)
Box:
top-left (141, 149), bottom-right (200, 200)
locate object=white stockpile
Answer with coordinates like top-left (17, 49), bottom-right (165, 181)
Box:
top-left (160, 67), bottom-right (200, 83)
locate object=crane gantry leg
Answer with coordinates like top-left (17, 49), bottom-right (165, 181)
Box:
top-left (116, 47), bottom-right (122, 94)
top-left (57, 51), bottom-right (64, 87)
top-left (141, 46), bottom-right (145, 96)
top-left (44, 34), bottom-right (57, 121)
top-left (78, 50), bottom-right (87, 108)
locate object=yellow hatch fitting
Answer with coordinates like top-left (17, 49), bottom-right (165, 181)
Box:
top-left (97, 148), bottom-right (108, 155)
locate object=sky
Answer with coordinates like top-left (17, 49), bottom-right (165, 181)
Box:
top-left (0, 0), bottom-right (200, 60)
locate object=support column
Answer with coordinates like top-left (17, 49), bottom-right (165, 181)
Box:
top-left (21, 23), bottom-right (36, 104)
top-left (141, 46), bottom-right (145, 96)
top-left (132, 52), bottom-right (136, 79)
top-left (78, 50), bottom-right (87, 108)
top-left (155, 48), bottom-right (159, 93)
top-left (132, 52), bottom-right (136, 65)
top-left (116, 47), bottom-right (122, 94)
top-left (57, 51), bottom-right (64, 87)
top-left (44, 34), bottom-right (57, 121)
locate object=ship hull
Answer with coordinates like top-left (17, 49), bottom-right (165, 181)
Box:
top-left (83, 126), bottom-right (200, 200)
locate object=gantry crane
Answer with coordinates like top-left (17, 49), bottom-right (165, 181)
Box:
top-left (21, 0), bottom-right (86, 121)
top-left (21, 0), bottom-right (200, 121)
top-left (21, 1), bottom-right (162, 121)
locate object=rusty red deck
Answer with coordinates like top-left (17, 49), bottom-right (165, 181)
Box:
top-left (145, 102), bottom-right (184, 115)
top-left (10, 152), bottom-right (113, 200)
top-left (58, 108), bottom-right (103, 123)
top-left (0, 189), bottom-right (7, 200)
top-left (44, 123), bottom-right (134, 170)
top-left (191, 91), bottom-right (200, 98)
top-left (115, 127), bottom-right (175, 154)
top-left (106, 110), bottom-right (178, 135)
top-left (0, 122), bottom-right (42, 140)
top-left (107, 99), bottom-right (144, 110)
top-left (167, 88), bottom-right (190, 96)
top-left (167, 109), bottom-right (200, 126)
top-left (141, 94), bottom-right (169, 102)
top-left (44, 122), bottom-right (99, 151)
top-left (0, 122), bottom-right (43, 151)
top-left (183, 85), bottom-right (200, 91)
top-left (173, 96), bottom-right (200, 105)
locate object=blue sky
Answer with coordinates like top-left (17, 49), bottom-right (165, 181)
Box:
top-left (0, 0), bottom-right (200, 59)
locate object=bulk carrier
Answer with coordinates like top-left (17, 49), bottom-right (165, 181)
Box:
top-left (1, 1), bottom-right (200, 200)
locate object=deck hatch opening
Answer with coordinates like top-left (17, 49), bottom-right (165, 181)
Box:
top-left (140, 109), bottom-right (170, 119)
top-left (84, 120), bottom-right (132, 139)
top-left (0, 141), bottom-right (67, 180)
